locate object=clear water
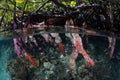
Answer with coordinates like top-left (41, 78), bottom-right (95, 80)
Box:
top-left (0, 40), bottom-right (14, 80)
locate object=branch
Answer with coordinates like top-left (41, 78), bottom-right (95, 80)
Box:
top-left (35, 0), bottom-right (50, 13)
top-left (0, 7), bottom-right (31, 14)
top-left (13, 1), bottom-right (16, 18)
top-left (21, 0), bottom-right (29, 23)
top-left (108, 0), bottom-right (113, 28)
top-left (75, 3), bottom-right (100, 11)
top-left (0, 9), bottom-right (6, 26)
top-left (50, 0), bottom-right (100, 11)
top-left (8, 0), bottom-right (22, 11)
top-left (108, 0), bottom-right (115, 59)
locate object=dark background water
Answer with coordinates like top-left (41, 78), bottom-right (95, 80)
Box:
top-left (88, 36), bottom-right (120, 80)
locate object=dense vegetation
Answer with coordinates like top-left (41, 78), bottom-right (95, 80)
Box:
top-left (0, 0), bottom-right (120, 36)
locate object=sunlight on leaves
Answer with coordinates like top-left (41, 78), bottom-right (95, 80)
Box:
top-left (70, 1), bottom-right (76, 7)
top-left (15, 0), bottom-right (24, 3)
top-left (62, 1), bottom-right (67, 6)
top-left (62, 0), bottom-right (76, 7)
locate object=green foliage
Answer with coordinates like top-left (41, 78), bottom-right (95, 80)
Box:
top-left (62, 0), bottom-right (76, 7)
top-left (0, 0), bottom-right (111, 30)
top-left (0, 0), bottom-right (77, 30)
top-left (70, 1), bottom-right (76, 7)
top-left (0, 10), bottom-right (3, 17)
top-left (25, 2), bottom-right (37, 11)
top-left (15, 0), bottom-right (24, 3)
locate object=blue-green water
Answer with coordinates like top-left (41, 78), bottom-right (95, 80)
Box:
top-left (0, 40), bottom-right (14, 80)
top-left (1, 36), bottom-right (120, 80)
